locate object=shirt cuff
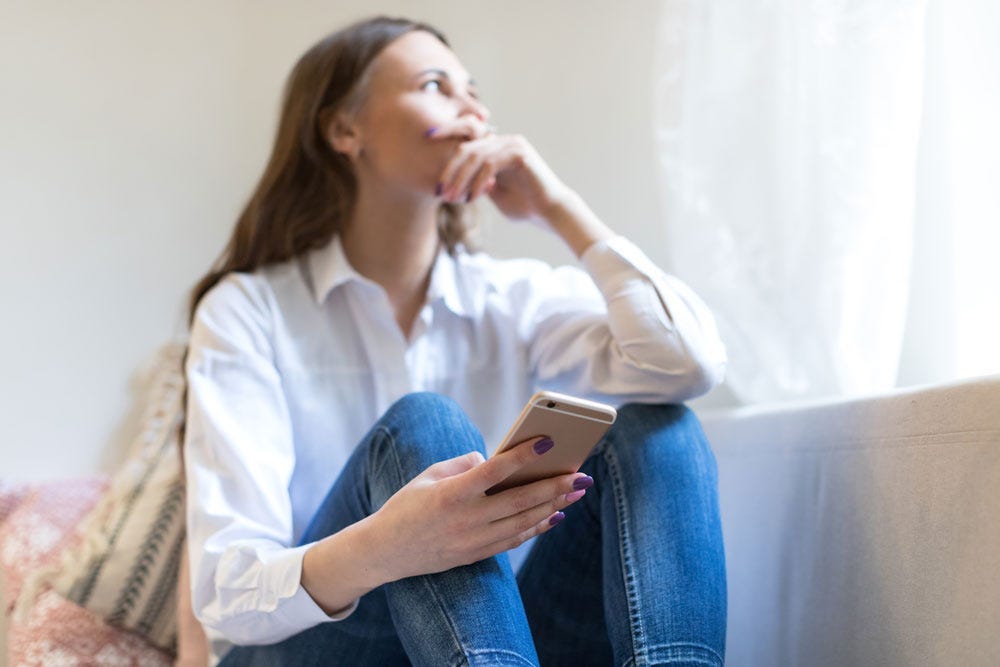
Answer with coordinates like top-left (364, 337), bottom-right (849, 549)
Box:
top-left (579, 235), bottom-right (664, 294)
top-left (268, 543), bottom-right (360, 626)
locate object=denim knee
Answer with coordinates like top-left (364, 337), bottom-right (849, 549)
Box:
top-left (598, 403), bottom-right (717, 486)
top-left (367, 392), bottom-right (487, 488)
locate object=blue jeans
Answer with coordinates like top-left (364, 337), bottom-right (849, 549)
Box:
top-left (219, 393), bottom-right (726, 666)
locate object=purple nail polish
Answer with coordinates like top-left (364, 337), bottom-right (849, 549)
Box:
top-left (533, 437), bottom-right (554, 455)
top-left (425, 126), bottom-right (438, 137)
top-left (549, 511), bottom-right (565, 526)
top-left (572, 475), bottom-right (594, 491)
top-left (435, 183), bottom-right (443, 196)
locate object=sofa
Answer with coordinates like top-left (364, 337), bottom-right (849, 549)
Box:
top-left (2, 344), bottom-right (998, 666)
top-left (700, 374), bottom-right (1000, 666)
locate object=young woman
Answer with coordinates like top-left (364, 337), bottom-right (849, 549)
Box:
top-left (183, 15), bottom-right (728, 667)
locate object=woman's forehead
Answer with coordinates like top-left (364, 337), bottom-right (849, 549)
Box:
top-left (371, 30), bottom-right (472, 87)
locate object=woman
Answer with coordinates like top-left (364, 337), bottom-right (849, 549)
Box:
top-left (184, 15), bottom-right (728, 667)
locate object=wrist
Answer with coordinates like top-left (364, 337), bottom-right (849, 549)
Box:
top-left (301, 514), bottom-right (389, 616)
top-left (540, 189), bottom-right (615, 258)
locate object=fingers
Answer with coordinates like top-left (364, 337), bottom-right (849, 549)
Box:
top-left (447, 152), bottom-right (497, 203)
top-left (467, 166), bottom-right (497, 202)
top-left (473, 508), bottom-right (571, 563)
top-left (482, 472), bottom-right (593, 522)
top-left (436, 138), bottom-right (499, 203)
top-left (464, 435), bottom-right (552, 493)
top-left (426, 117), bottom-right (491, 142)
top-left (481, 477), bottom-right (591, 544)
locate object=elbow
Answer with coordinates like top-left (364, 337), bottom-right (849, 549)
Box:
top-left (193, 605), bottom-right (281, 647)
top-left (190, 579), bottom-right (276, 647)
top-left (609, 338), bottom-right (727, 402)
top-left (682, 336), bottom-right (728, 399)
top-left (679, 356), bottom-right (726, 401)
top-left (652, 344), bottom-right (727, 402)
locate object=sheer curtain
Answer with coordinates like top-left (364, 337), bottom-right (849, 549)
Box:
top-left (654, 1), bottom-right (929, 403)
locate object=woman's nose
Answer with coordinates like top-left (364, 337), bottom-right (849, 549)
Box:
top-left (458, 92), bottom-right (490, 123)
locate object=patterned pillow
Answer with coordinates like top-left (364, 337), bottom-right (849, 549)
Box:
top-left (16, 342), bottom-right (188, 655)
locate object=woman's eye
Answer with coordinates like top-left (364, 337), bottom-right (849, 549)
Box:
top-left (421, 79), bottom-right (443, 93)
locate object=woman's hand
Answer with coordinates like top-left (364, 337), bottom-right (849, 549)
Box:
top-left (428, 119), bottom-right (572, 224)
top-left (427, 119), bottom-right (616, 256)
top-left (367, 436), bottom-right (592, 583)
top-left (301, 436), bottom-right (591, 616)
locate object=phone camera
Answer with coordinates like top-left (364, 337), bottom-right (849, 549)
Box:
top-left (546, 401), bottom-right (556, 408)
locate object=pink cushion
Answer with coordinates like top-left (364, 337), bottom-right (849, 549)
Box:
top-left (9, 589), bottom-right (171, 666)
top-left (0, 477), bottom-right (107, 606)
top-left (0, 481), bottom-right (30, 525)
top-left (1, 477), bottom-right (170, 665)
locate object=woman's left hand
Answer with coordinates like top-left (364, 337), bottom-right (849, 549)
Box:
top-left (429, 120), bottom-right (571, 224)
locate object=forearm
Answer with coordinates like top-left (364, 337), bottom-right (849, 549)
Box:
top-left (541, 188), bottom-right (616, 258)
top-left (301, 513), bottom-right (387, 615)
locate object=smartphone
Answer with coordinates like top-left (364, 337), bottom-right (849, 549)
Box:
top-left (486, 390), bottom-right (617, 495)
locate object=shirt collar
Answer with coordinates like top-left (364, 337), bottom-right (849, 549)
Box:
top-left (306, 235), bottom-right (484, 319)
top-left (306, 234), bottom-right (365, 305)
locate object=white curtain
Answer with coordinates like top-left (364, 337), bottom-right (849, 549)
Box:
top-left (654, 1), bottom-right (929, 403)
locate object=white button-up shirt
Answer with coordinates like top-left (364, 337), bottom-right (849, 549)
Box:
top-left (184, 234), bottom-right (726, 661)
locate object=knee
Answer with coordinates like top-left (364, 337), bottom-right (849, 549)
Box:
top-left (382, 392), bottom-right (468, 434)
top-left (380, 393), bottom-right (482, 445)
top-left (371, 392), bottom-right (486, 476)
top-left (601, 403), bottom-right (717, 484)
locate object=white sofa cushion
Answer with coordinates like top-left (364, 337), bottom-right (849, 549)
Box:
top-left (701, 375), bottom-right (1000, 666)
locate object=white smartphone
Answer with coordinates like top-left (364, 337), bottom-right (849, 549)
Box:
top-left (486, 390), bottom-right (617, 495)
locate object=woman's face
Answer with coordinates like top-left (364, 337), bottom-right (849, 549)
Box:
top-left (336, 30), bottom-right (491, 195)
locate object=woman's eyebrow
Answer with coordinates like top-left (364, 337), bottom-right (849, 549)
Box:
top-left (414, 68), bottom-right (477, 88)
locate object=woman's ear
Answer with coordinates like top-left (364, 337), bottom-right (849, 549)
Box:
top-left (324, 110), bottom-right (363, 159)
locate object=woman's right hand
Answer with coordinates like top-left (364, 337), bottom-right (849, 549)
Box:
top-left (367, 436), bottom-right (592, 582)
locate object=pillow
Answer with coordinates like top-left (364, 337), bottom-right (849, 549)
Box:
top-left (1, 478), bottom-right (108, 609)
top-left (0, 480), bottom-right (31, 526)
top-left (16, 342), bottom-right (188, 656)
top-left (0, 479), bottom-right (170, 666)
top-left (1, 477), bottom-right (109, 665)
top-left (10, 590), bottom-right (171, 666)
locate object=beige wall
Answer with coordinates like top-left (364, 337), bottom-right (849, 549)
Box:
top-left (1, 1), bottom-right (673, 481)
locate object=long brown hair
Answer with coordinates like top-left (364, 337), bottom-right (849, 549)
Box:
top-left (187, 16), bottom-right (470, 325)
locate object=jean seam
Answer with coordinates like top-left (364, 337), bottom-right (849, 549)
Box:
top-left (622, 641), bottom-right (724, 666)
top-left (464, 648), bottom-right (538, 666)
top-left (379, 425), bottom-right (470, 666)
top-left (602, 439), bottom-right (648, 663)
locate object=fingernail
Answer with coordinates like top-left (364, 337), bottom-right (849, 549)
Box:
top-left (572, 475), bottom-right (594, 491)
top-left (565, 489), bottom-right (586, 503)
top-left (549, 511), bottom-right (566, 526)
top-left (435, 183), bottom-right (443, 196)
top-left (425, 126), bottom-right (438, 137)
top-left (533, 437), bottom-right (554, 455)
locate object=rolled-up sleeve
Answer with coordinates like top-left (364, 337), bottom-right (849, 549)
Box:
top-left (184, 275), bottom-right (356, 648)
top-left (522, 236), bottom-right (727, 403)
